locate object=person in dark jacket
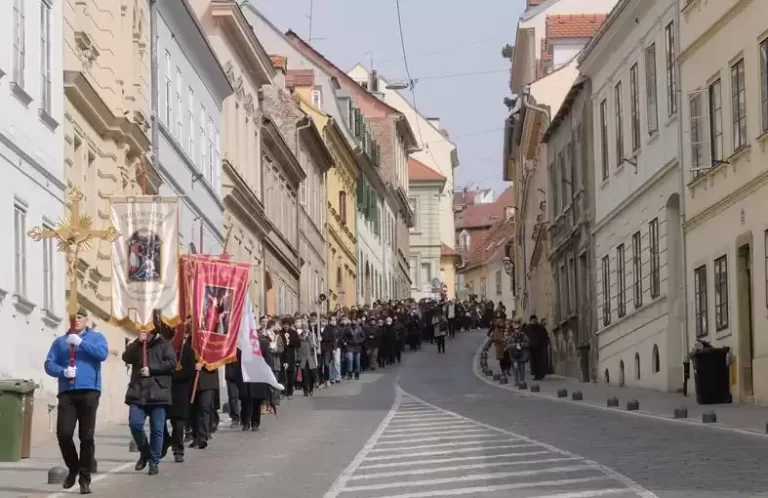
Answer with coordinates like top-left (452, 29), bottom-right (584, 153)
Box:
top-left (122, 319), bottom-right (177, 476)
top-left (235, 331), bottom-right (274, 431)
top-left (344, 318), bottom-right (365, 379)
top-left (188, 357), bottom-right (220, 450)
top-left (524, 314), bottom-right (550, 380)
top-left (280, 318), bottom-right (300, 398)
top-left (162, 325), bottom-right (194, 463)
top-left (363, 317), bottom-right (379, 371)
top-left (321, 317), bottom-right (339, 385)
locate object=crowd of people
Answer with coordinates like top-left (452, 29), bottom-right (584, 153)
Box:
top-left (489, 312), bottom-right (551, 386)
top-left (43, 297), bottom-right (540, 494)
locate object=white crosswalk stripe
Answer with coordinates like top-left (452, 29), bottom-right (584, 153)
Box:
top-left (324, 389), bottom-right (657, 498)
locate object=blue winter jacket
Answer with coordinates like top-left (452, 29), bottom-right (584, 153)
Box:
top-left (44, 328), bottom-right (109, 395)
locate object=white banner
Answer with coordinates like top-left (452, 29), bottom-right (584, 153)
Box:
top-left (239, 293), bottom-right (283, 390)
top-left (110, 196), bottom-right (180, 329)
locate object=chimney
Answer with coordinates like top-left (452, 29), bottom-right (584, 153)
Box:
top-left (426, 117), bottom-right (440, 129)
top-left (369, 70), bottom-right (379, 92)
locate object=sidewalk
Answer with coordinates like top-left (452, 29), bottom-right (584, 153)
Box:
top-left (0, 424), bottom-right (135, 498)
top-left (476, 343), bottom-right (768, 437)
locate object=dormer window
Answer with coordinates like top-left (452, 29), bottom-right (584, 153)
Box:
top-left (459, 230), bottom-right (470, 251)
top-left (311, 86), bottom-right (323, 109)
top-left (360, 81), bottom-right (368, 90)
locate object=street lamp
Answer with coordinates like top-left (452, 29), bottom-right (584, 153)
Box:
top-left (502, 256), bottom-right (514, 276)
top-left (386, 80), bottom-right (412, 90)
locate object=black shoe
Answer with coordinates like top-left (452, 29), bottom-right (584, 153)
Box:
top-left (188, 440), bottom-right (199, 449)
top-left (184, 433), bottom-right (193, 443)
top-left (354, 372), bottom-right (360, 380)
top-left (303, 391), bottom-right (309, 397)
top-left (197, 439), bottom-right (208, 449)
top-left (174, 454), bottom-right (184, 463)
top-left (134, 455), bottom-right (148, 472)
top-left (79, 481), bottom-right (91, 495)
top-left (242, 424), bottom-right (251, 431)
top-left (63, 470), bottom-right (77, 489)
top-left (251, 425), bottom-right (260, 432)
top-left (148, 463), bottom-right (159, 476)
top-left (229, 420), bottom-right (240, 429)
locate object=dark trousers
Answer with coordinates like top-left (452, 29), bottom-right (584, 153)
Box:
top-left (302, 365), bottom-right (316, 394)
top-left (226, 381), bottom-right (240, 422)
top-left (500, 351), bottom-right (512, 373)
top-left (240, 398), bottom-right (264, 428)
top-left (56, 390), bottom-right (100, 483)
top-left (191, 389), bottom-right (215, 442)
top-left (167, 419), bottom-right (185, 456)
top-left (436, 335), bottom-right (446, 353)
top-left (284, 368), bottom-right (296, 396)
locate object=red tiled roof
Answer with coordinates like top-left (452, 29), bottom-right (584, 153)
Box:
top-left (285, 69), bottom-right (315, 89)
top-left (462, 215), bottom-right (515, 271)
top-left (408, 157), bottom-right (445, 182)
top-left (270, 55), bottom-right (287, 72)
top-left (441, 243), bottom-right (459, 258)
top-left (545, 14), bottom-right (607, 39)
top-left (455, 186), bottom-right (514, 230)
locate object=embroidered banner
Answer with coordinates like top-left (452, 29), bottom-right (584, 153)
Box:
top-left (187, 256), bottom-right (250, 369)
top-left (110, 196), bottom-right (180, 330)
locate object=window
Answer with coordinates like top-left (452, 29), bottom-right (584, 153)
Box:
top-left (630, 64), bottom-right (640, 151)
top-left (709, 79), bottom-right (723, 165)
top-left (652, 345), bottom-right (660, 373)
top-left (689, 91), bottom-right (706, 174)
top-left (558, 152), bottom-right (566, 214)
top-left (40, 0), bottom-right (52, 112)
top-left (339, 191), bottom-right (347, 225)
top-left (714, 255), bottom-right (729, 330)
top-left (635, 353), bottom-right (641, 380)
top-left (568, 255), bottom-right (576, 314)
top-left (574, 125), bottom-right (582, 191)
top-left (645, 44), bottom-right (658, 134)
top-left (207, 117), bottom-right (214, 181)
top-left (14, 203), bottom-right (27, 297)
top-left (649, 218), bottom-right (660, 298)
top-left (632, 231), bottom-right (642, 308)
top-left (420, 263), bottom-right (431, 290)
top-left (409, 257), bottom-right (417, 286)
top-left (561, 146), bottom-right (569, 210)
top-left (42, 221), bottom-right (54, 311)
top-left (495, 270), bottom-right (502, 295)
top-left (164, 51), bottom-right (172, 125)
top-left (311, 87), bottom-right (323, 109)
top-left (175, 68), bottom-right (183, 140)
top-left (601, 255), bottom-right (611, 326)
top-left (408, 197), bottom-right (417, 231)
top-left (187, 88), bottom-right (195, 155)
top-left (600, 99), bottom-right (609, 180)
top-left (614, 82), bottom-right (624, 165)
top-left (550, 159), bottom-right (559, 215)
top-left (199, 105), bottom-right (207, 170)
top-left (13, 0), bottom-right (25, 86)
top-left (765, 230), bottom-right (768, 308)
top-left (694, 265), bottom-right (708, 337)
top-left (617, 244), bottom-right (626, 317)
top-left (761, 39), bottom-right (768, 133)
top-left (731, 59), bottom-right (747, 150)
top-left (665, 22), bottom-right (677, 116)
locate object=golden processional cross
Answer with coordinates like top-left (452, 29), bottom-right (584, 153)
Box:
top-left (27, 187), bottom-right (120, 324)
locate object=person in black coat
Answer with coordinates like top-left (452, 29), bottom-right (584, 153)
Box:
top-left (524, 315), bottom-right (551, 380)
top-left (233, 331), bottom-right (274, 431)
top-left (188, 355), bottom-right (219, 450)
top-left (280, 318), bottom-right (300, 398)
top-left (160, 324), bottom-right (194, 463)
top-left (122, 322), bottom-right (177, 476)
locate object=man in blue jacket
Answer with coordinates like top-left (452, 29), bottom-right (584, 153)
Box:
top-left (44, 307), bottom-right (108, 495)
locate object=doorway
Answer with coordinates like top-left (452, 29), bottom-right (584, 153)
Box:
top-left (737, 243), bottom-right (754, 400)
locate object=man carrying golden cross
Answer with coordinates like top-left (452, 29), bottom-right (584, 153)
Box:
top-left (31, 187), bottom-right (118, 495)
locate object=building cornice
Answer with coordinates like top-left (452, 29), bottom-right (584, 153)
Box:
top-left (222, 159), bottom-right (271, 238)
top-left (63, 71), bottom-right (150, 158)
top-left (325, 117), bottom-right (360, 179)
top-left (210, 0), bottom-right (275, 87)
top-left (262, 117), bottom-right (306, 187)
top-left (327, 223), bottom-right (357, 267)
top-left (679, 0), bottom-right (753, 64)
top-left (297, 116), bottom-right (333, 173)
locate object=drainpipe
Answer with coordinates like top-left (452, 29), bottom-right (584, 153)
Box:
top-left (149, 0), bottom-right (159, 194)
top-left (674, 3), bottom-right (691, 396)
top-left (296, 118), bottom-right (312, 311)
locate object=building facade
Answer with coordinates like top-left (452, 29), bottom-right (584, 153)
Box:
top-left (191, 0), bottom-right (275, 314)
top-left (1, 0), bottom-right (67, 442)
top-left (680, 0), bottom-right (768, 403)
top-left (349, 66), bottom-right (460, 296)
top-left (460, 215), bottom-right (516, 312)
top-left (156, 0), bottom-right (231, 256)
top-left (407, 158), bottom-right (446, 299)
top-left (579, 0), bottom-right (684, 391)
top-left (542, 76), bottom-right (596, 381)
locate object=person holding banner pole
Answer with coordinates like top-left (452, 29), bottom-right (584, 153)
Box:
top-left (122, 320), bottom-right (177, 476)
top-left (189, 363), bottom-right (219, 449)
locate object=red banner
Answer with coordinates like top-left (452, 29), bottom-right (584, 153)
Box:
top-left (183, 255), bottom-right (250, 370)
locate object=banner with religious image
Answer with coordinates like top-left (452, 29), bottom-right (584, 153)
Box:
top-left (110, 196), bottom-right (180, 330)
top-left (187, 255), bottom-right (250, 369)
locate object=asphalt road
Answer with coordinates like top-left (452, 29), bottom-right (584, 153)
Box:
top-left (68, 330), bottom-right (768, 498)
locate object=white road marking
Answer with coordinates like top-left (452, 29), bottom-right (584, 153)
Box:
top-left (324, 386), bottom-right (658, 498)
top-left (341, 465), bottom-right (598, 492)
top-left (357, 450), bottom-right (555, 470)
top-left (349, 457), bottom-right (582, 479)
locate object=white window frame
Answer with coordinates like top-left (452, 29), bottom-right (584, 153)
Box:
top-left (164, 51), bottom-right (172, 125)
top-left (40, 0), bottom-right (52, 112)
top-left (175, 67), bottom-right (183, 140)
top-left (187, 87), bottom-right (195, 155)
top-left (645, 43), bottom-right (659, 134)
top-left (42, 220), bottom-right (54, 311)
top-left (14, 202), bottom-right (28, 297)
top-left (199, 105), bottom-right (207, 171)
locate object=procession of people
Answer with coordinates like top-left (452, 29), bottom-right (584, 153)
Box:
top-left (42, 291), bottom-right (550, 494)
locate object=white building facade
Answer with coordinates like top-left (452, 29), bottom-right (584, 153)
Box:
top-left (580, 0), bottom-right (685, 392)
top-left (0, 0), bottom-right (66, 431)
top-left (156, 0), bottom-right (231, 254)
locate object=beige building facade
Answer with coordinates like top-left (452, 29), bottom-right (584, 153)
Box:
top-left (680, 0), bottom-right (768, 403)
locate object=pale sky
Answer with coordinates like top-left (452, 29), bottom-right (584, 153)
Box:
top-left (250, 0), bottom-right (525, 192)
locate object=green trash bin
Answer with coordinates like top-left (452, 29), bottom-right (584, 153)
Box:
top-left (0, 379), bottom-right (36, 462)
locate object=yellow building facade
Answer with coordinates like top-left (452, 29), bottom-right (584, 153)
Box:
top-left (62, 0), bottom-right (150, 426)
top-left (293, 90), bottom-right (358, 309)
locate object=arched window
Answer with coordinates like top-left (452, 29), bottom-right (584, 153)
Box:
top-left (619, 360), bottom-right (625, 387)
top-left (604, 369), bottom-right (610, 384)
top-left (652, 344), bottom-right (660, 373)
top-left (634, 353), bottom-right (641, 380)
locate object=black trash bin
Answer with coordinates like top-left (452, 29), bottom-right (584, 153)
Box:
top-left (692, 346), bottom-right (732, 404)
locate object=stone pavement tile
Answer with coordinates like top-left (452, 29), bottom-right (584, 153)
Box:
top-left (481, 351), bottom-right (768, 435)
top-left (0, 425), bottom-right (135, 498)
